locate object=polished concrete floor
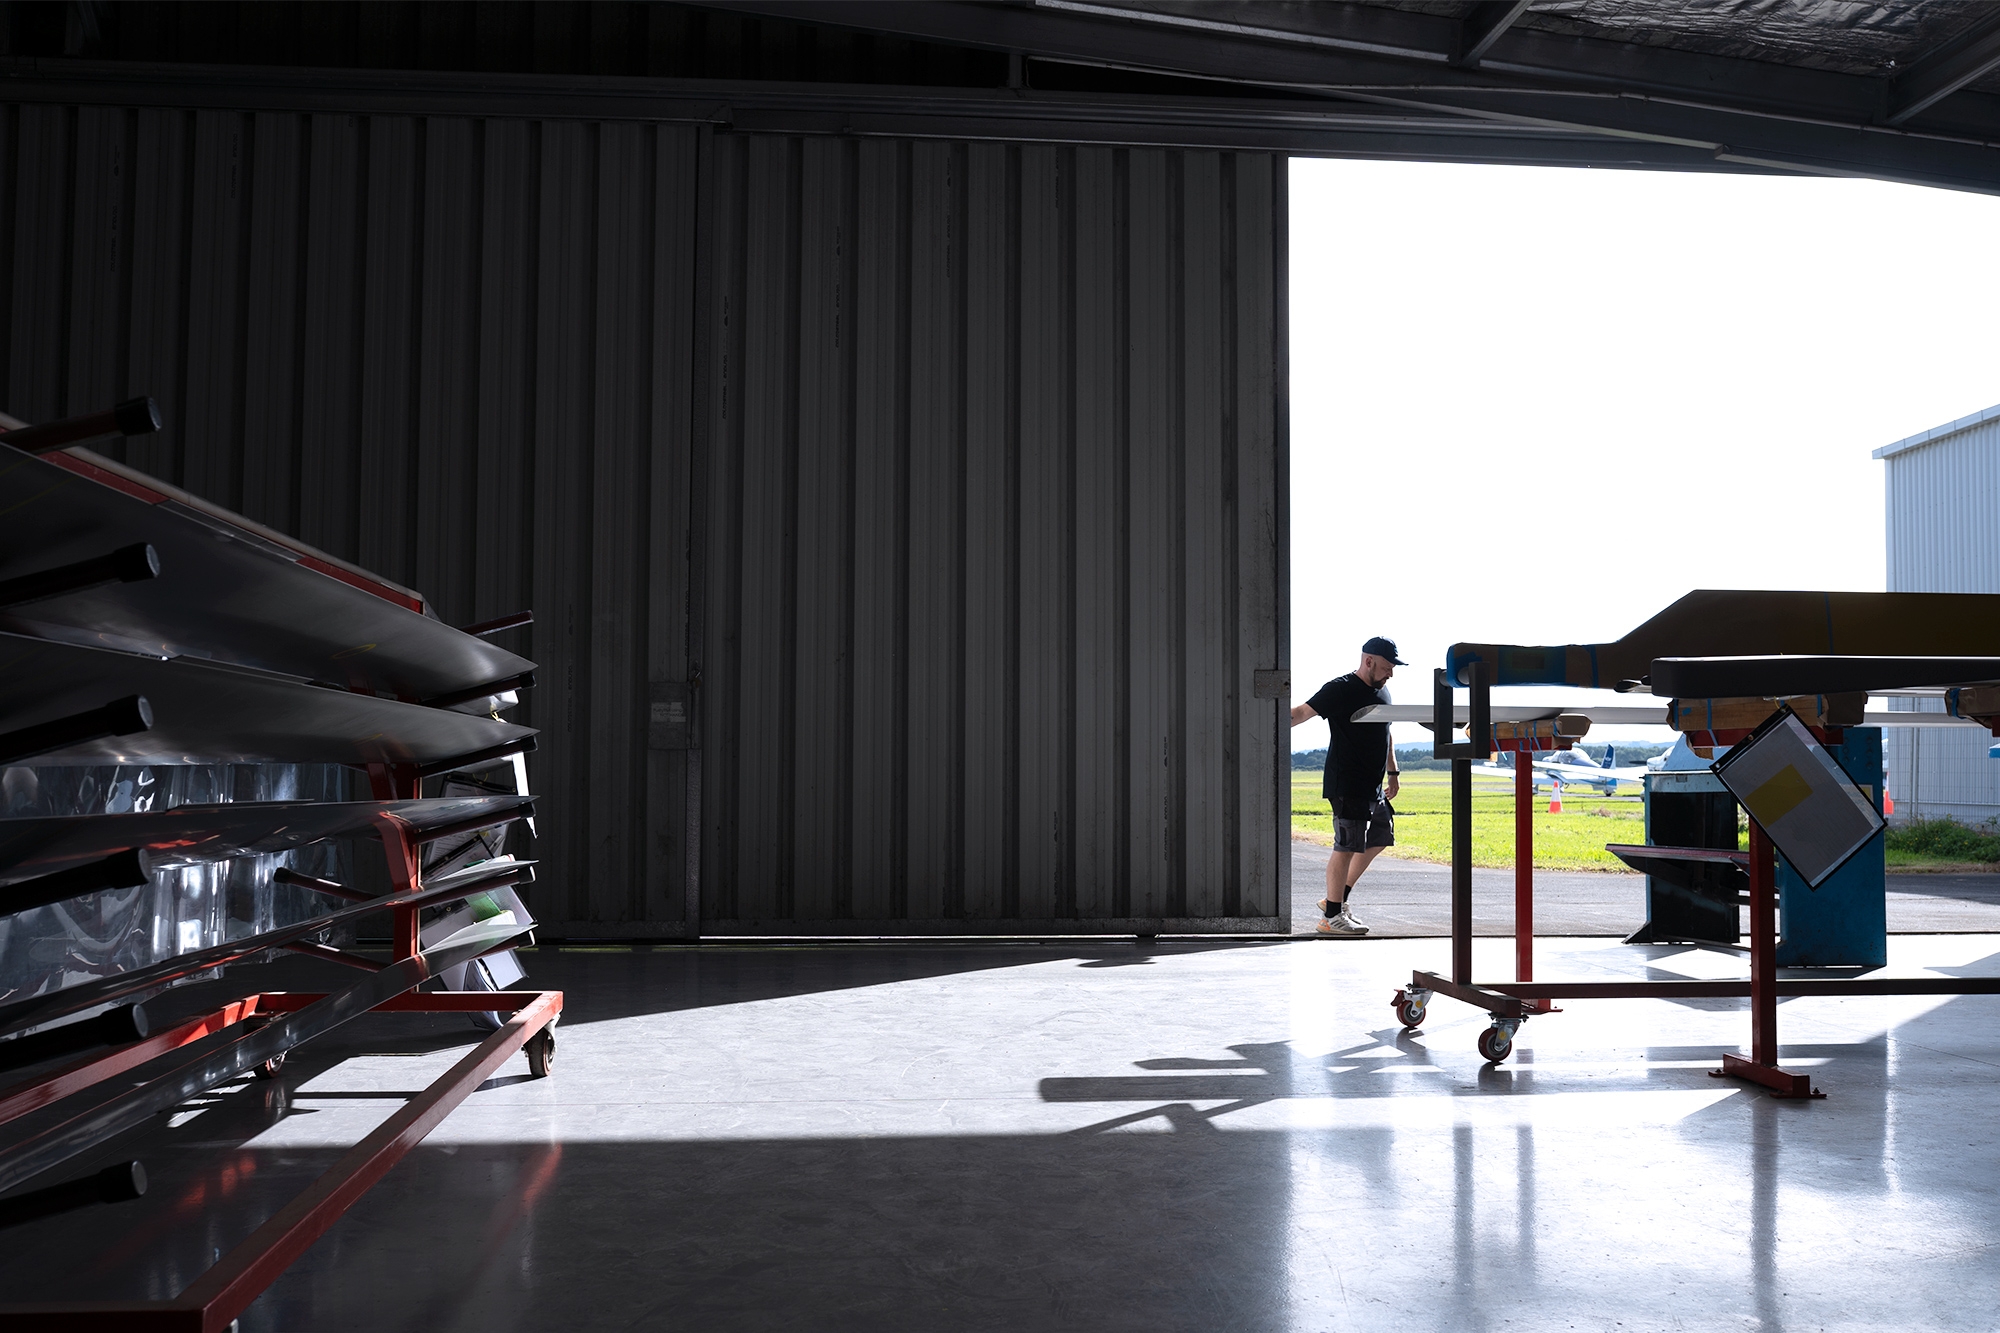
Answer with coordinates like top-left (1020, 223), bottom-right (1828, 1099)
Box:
top-left (6, 933), bottom-right (2000, 1331)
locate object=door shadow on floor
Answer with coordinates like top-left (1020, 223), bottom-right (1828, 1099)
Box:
top-left (129, 937), bottom-right (1277, 1036)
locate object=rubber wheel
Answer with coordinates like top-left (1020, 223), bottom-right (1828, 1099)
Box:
top-left (252, 1050), bottom-right (286, 1081)
top-left (527, 1025), bottom-right (556, 1078)
top-left (1477, 1026), bottom-right (1513, 1064)
top-left (1395, 1000), bottom-right (1427, 1030)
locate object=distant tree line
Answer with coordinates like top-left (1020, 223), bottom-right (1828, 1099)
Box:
top-left (1289, 744), bottom-right (1457, 773)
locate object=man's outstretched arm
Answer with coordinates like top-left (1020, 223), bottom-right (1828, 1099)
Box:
top-left (1289, 703), bottom-right (1317, 727)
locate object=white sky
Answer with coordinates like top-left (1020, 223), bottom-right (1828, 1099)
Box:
top-left (1288, 157), bottom-right (2000, 749)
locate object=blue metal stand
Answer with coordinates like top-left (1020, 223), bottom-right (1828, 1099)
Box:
top-left (1774, 727), bottom-right (1886, 968)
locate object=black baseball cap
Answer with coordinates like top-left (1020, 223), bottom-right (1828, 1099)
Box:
top-left (1362, 636), bottom-right (1407, 665)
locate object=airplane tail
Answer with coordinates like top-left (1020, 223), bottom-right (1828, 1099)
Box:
top-left (1602, 746), bottom-right (1615, 769)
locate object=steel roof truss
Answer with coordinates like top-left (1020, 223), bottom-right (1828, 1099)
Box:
top-left (700, 1), bottom-right (2000, 176)
top-left (1887, 11), bottom-right (2000, 126)
top-left (1453, 1), bottom-right (1532, 71)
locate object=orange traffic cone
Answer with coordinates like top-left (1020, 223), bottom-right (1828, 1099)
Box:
top-left (1548, 779), bottom-right (1563, 815)
top-left (1884, 788), bottom-right (1895, 816)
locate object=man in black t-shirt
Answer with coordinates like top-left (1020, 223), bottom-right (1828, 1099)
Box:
top-left (1292, 636), bottom-right (1406, 936)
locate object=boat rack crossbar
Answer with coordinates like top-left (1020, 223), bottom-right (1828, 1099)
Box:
top-left (0, 989), bottom-right (563, 1332)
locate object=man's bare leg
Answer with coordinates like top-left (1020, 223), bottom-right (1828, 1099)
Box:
top-left (1345, 845), bottom-right (1387, 906)
top-left (1323, 849), bottom-right (1354, 914)
top-left (1322, 845), bottom-right (1388, 914)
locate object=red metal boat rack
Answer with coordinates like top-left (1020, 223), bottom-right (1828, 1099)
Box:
top-left (1391, 663), bottom-right (2000, 1094)
top-left (0, 404), bottom-right (560, 1326)
top-left (0, 988), bottom-right (561, 1332)
top-left (0, 809), bottom-right (562, 1330)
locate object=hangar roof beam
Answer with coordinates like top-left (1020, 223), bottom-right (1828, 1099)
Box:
top-left (1886, 14), bottom-right (2000, 126)
top-left (719, 1), bottom-right (1904, 127)
top-left (705, 0), bottom-right (2000, 194)
top-left (1453, 2), bottom-right (1533, 71)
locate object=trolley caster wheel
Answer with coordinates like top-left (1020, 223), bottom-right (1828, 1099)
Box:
top-left (1391, 987), bottom-right (1431, 1031)
top-left (251, 1050), bottom-right (286, 1081)
top-left (526, 1024), bottom-right (557, 1078)
top-left (1476, 1026), bottom-right (1514, 1064)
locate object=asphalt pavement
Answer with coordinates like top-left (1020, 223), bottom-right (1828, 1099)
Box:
top-left (1290, 839), bottom-right (2000, 938)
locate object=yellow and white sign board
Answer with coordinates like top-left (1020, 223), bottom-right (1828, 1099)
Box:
top-left (1712, 711), bottom-right (1883, 888)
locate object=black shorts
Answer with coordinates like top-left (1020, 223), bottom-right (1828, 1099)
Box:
top-left (1331, 791), bottom-right (1395, 853)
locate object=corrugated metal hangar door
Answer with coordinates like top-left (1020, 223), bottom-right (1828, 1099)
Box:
top-left (697, 137), bottom-right (1288, 933)
top-left (0, 104), bottom-right (708, 936)
top-left (0, 97), bottom-right (1288, 936)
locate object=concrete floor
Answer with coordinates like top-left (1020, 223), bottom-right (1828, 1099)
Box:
top-left (1294, 842), bottom-right (2000, 936)
top-left (7, 933), bottom-right (2000, 1331)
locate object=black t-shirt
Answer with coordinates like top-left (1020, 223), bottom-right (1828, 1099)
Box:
top-left (1308, 673), bottom-right (1391, 801)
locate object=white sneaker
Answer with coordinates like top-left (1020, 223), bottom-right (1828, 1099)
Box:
top-left (1316, 910), bottom-right (1368, 937)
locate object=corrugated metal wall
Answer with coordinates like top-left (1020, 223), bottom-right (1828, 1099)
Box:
top-left (1882, 413), bottom-right (2000, 823)
top-left (698, 137), bottom-right (1285, 931)
top-left (0, 94), bottom-right (1288, 934)
top-left (0, 102), bottom-right (702, 935)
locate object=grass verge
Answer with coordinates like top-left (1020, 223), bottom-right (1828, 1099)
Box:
top-left (1884, 817), bottom-right (2000, 871)
top-left (1292, 769), bottom-right (1643, 872)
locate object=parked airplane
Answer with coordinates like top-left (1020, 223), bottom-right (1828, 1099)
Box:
top-left (1472, 745), bottom-right (1652, 795)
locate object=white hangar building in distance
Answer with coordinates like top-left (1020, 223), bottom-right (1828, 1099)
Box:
top-left (1876, 402), bottom-right (2000, 825)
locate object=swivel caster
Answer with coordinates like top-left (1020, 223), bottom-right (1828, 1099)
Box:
top-left (1476, 1018), bottom-right (1522, 1064)
top-left (526, 1022), bottom-right (557, 1078)
top-left (1392, 990), bottom-right (1428, 1030)
top-left (245, 1016), bottom-right (286, 1080)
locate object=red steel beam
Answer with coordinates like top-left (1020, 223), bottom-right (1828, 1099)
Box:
top-left (0, 997), bottom-right (268, 1129)
top-left (1748, 823), bottom-right (1777, 1067)
top-left (171, 989), bottom-right (562, 1329)
top-left (1409, 970), bottom-right (1535, 1020)
top-left (1708, 826), bottom-right (1824, 1096)
top-left (370, 812), bottom-right (424, 962)
top-left (0, 990), bottom-right (564, 1332)
top-left (1717, 1051), bottom-right (1818, 1097)
top-left (1482, 977), bottom-right (2000, 999)
top-left (252, 990), bottom-right (550, 1013)
top-left (0, 990), bottom-right (549, 1128)
top-left (1515, 753), bottom-right (1533, 987)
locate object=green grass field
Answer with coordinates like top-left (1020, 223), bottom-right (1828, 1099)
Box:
top-left (1292, 769), bottom-right (1648, 872)
top-left (1292, 769), bottom-right (1978, 874)
top-left (1884, 851), bottom-right (2000, 870)
top-left (1883, 816), bottom-right (2000, 871)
